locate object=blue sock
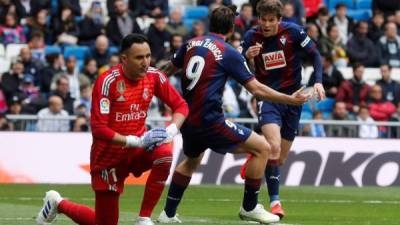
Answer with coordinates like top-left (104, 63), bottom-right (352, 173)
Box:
top-left (164, 171), bottom-right (191, 217)
top-left (265, 160), bottom-right (280, 203)
top-left (242, 178), bottom-right (262, 211)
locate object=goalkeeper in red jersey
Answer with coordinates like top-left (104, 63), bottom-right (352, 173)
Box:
top-left (36, 34), bottom-right (188, 225)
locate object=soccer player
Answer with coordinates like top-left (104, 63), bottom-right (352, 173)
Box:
top-left (156, 5), bottom-right (310, 224)
top-left (241, 0), bottom-right (325, 218)
top-left (36, 34), bottom-right (189, 225)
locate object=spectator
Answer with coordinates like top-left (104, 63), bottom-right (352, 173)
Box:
top-left (282, 2), bottom-right (301, 25)
top-left (222, 82), bottom-right (240, 118)
top-left (135, 0), bottom-right (168, 18)
top-left (20, 74), bottom-right (39, 103)
top-left (51, 56), bottom-right (81, 101)
top-left (147, 14), bottom-right (171, 64)
top-left (389, 102), bottom-right (400, 138)
top-left (106, 0), bottom-right (142, 46)
top-left (186, 20), bottom-right (206, 39)
top-left (306, 23), bottom-right (320, 43)
top-left (50, 75), bottom-right (75, 115)
top-left (310, 110), bottom-right (326, 137)
top-left (367, 84), bottom-right (396, 122)
top-left (376, 64), bottom-right (400, 105)
top-left (197, 0), bottom-right (231, 6)
top-left (346, 21), bottom-right (377, 67)
top-left (311, 6), bottom-right (329, 38)
top-left (303, 0), bottom-right (323, 19)
top-left (88, 35), bottom-right (112, 68)
top-left (74, 84), bottom-right (91, 117)
top-left (52, 6), bottom-right (79, 45)
top-left (367, 10), bottom-right (385, 44)
top-left (81, 58), bottom-right (98, 83)
top-left (235, 3), bottom-right (258, 36)
top-left (357, 106), bottom-right (379, 138)
top-left (37, 53), bottom-right (64, 95)
top-left (98, 53), bottom-right (120, 75)
top-left (377, 22), bottom-right (400, 67)
top-left (0, 13), bottom-right (26, 45)
top-left (165, 6), bottom-right (188, 37)
top-left (0, 0), bottom-right (26, 23)
top-left (327, 101), bottom-right (357, 137)
top-left (309, 55), bottom-right (344, 98)
top-left (1, 60), bottom-right (24, 101)
top-left (0, 113), bottom-right (12, 131)
top-left (336, 63), bottom-right (370, 114)
top-left (78, 1), bottom-right (105, 46)
top-left (37, 95), bottom-right (70, 132)
top-left (26, 9), bottom-right (53, 44)
top-left (318, 24), bottom-right (348, 67)
top-left (19, 47), bottom-right (43, 83)
top-left (72, 114), bottom-right (89, 132)
top-left (54, 0), bottom-right (81, 17)
top-left (328, 3), bottom-right (354, 45)
top-left (27, 31), bottom-right (46, 63)
top-left (6, 94), bottom-right (26, 130)
top-left (372, 0), bottom-right (400, 18)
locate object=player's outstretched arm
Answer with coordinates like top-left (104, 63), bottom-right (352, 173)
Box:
top-left (244, 79), bottom-right (311, 105)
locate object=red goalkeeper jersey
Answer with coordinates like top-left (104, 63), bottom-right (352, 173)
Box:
top-left (90, 64), bottom-right (188, 172)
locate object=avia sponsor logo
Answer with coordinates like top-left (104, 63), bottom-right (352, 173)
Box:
top-left (262, 50), bottom-right (287, 70)
top-left (171, 137), bottom-right (400, 187)
top-left (115, 111), bottom-right (146, 121)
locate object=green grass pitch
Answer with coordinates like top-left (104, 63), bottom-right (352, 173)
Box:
top-left (0, 184), bottom-right (399, 225)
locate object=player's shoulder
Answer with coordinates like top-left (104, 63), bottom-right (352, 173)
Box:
top-left (147, 67), bottom-right (168, 84)
top-left (281, 21), bottom-right (304, 34)
top-left (97, 65), bottom-right (121, 83)
top-left (244, 27), bottom-right (259, 38)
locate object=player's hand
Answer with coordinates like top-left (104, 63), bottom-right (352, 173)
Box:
top-left (140, 128), bottom-right (168, 151)
top-left (291, 86), bottom-right (312, 105)
top-left (245, 42), bottom-right (262, 60)
top-left (313, 83), bottom-right (326, 102)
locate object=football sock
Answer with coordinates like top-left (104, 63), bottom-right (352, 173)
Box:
top-left (265, 159), bottom-right (280, 204)
top-left (139, 157), bottom-right (172, 217)
top-left (58, 199), bottom-right (95, 225)
top-left (242, 177), bottom-right (262, 211)
top-left (164, 171), bottom-right (191, 217)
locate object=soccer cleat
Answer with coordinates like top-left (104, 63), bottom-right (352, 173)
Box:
top-left (157, 210), bottom-right (182, 223)
top-left (239, 203), bottom-right (280, 224)
top-left (271, 202), bottom-right (285, 219)
top-left (36, 190), bottom-right (62, 225)
top-left (135, 216), bottom-right (155, 225)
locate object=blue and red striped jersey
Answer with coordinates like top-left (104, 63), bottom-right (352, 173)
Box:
top-left (172, 33), bottom-right (254, 126)
top-left (242, 21), bottom-right (322, 94)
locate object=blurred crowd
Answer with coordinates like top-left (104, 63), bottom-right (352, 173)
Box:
top-left (0, 0), bottom-right (399, 138)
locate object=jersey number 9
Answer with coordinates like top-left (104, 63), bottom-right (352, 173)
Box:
top-left (186, 56), bottom-right (205, 90)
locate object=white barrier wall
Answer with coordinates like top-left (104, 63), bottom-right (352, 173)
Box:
top-left (1, 132), bottom-right (399, 186)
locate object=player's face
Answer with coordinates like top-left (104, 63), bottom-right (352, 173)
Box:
top-left (121, 42), bottom-right (151, 80)
top-left (258, 14), bottom-right (281, 37)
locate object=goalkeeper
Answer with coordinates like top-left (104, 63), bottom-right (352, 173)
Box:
top-left (36, 34), bottom-right (188, 225)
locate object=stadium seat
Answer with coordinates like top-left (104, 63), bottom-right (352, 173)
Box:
top-left (347, 9), bottom-right (372, 21)
top-left (183, 18), bottom-right (195, 32)
top-left (0, 58), bottom-right (11, 74)
top-left (316, 98), bottom-right (335, 113)
top-left (0, 44), bottom-right (5, 57)
top-left (109, 46), bottom-right (119, 55)
top-left (355, 0), bottom-right (372, 9)
top-left (328, 0), bottom-right (354, 10)
top-left (5, 44), bottom-right (27, 61)
top-left (63, 46), bottom-right (89, 60)
top-left (44, 45), bottom-right (62, 55)
top-left (183, 6), bottom-right (208, 20)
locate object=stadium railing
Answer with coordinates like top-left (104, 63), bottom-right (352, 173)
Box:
top-left (4, 114), bottom-right (400, 138)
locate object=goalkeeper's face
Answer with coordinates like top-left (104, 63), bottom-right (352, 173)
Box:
top-left (121, 42), bottom-right (151, 81)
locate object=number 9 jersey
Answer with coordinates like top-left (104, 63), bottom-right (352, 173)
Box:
top-left (172, 33), bottom-right (254, 126)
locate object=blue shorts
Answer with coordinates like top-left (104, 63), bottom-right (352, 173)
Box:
top-left (181, 118), bottom-right (252, 158)
top-left (258, 101), bottom-right (302, 141)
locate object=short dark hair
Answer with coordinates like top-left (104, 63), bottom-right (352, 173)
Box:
top-left (209, 5), bottom-right (237, 35)
top-left (352, 62), bottom-right (364, 71)
top-left (256, 0), bottom-right (283, 18)
top-left (120, 34), bottom-right (149, 53)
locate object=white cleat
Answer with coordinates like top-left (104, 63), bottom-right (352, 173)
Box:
top-left (239, 203), bottom-right (280, 224)
top-left (157, 210), bottom-right (182, 223)
top-left (135, 216), bottom-right (155, 225)
top-left (36, 190), bottom-right (63, 225)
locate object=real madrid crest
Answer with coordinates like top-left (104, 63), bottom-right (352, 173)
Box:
top-left (280, 35), bottom-right (286, 45)
top-left (116, 80), bottom-right (126, 102)
top-left (143, 88), bottom-right (149, 100)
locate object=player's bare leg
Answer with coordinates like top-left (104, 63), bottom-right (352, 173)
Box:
top-left (235, 131), bottom-right (280, 224)
top-left (261, 124), bottom-right (286, 218)
top-left (158, 154), bottom-right (204, 223)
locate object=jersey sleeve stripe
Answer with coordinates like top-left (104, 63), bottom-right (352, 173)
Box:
top-left (301, 36), bottom-right (311, 48)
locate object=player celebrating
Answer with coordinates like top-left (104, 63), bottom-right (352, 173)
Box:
top-left (36, 34), bottom-right (188, 225)
top-left (241, 0), bottom-right (325, 218)
top-left (157, 5), bottom-right (310, 224)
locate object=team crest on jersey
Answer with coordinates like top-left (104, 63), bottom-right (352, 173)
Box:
top-left (262, 50), bottom-right (287, 70)
top-left (116, 80), bottom-right (126, 102)
top-left (100, 98), bottom-right (110, 114)
top-left (143, 88), bottom-right (149, 100)
top-left (280, 35), bottom-right (286, 45)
